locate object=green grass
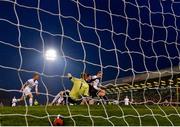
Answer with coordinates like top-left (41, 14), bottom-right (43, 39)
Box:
top-left (1, 105), bottom-right (180, 126)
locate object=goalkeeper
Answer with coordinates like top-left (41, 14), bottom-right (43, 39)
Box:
top-left (67, 73), bottom-right (90, 105)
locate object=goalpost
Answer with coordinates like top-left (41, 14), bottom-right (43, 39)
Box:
top-left (0, 0), bottom-right (180, 126)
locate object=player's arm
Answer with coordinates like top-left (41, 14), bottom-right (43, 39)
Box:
top-left (93, 84), bottom-right (101, 91)
top-left (20, 81), bottom-right (28, 91)
top-left (83, 84), bottom-right (89, 97)
top-left (67, 73), bottom-right (78, 83)
top-left (99, 85), bottom-right (106, 90)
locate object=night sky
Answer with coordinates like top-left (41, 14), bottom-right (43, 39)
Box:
top-left (0, 0), bottom-right (180, 103)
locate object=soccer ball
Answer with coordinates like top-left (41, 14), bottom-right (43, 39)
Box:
top-left (34, 99), bottom-right (39, 106)
top-left (53, 115), bottom-right (64, 126)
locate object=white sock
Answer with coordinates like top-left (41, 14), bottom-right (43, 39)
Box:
top-left (18, 98), bottom-right (24, 102)
top-left (29, 98), bottom-right (33, 106)
top-left (52, 94), bottom-right (61, 104)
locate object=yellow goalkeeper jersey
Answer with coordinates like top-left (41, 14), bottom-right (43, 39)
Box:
top-left (69, 77), bottom-right (89, 100)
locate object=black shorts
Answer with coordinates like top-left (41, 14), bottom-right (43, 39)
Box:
top-left (90, 86), bottom-right (99, 98)
top-left (89, 85), bottom-right (93, 95)
top-left (68, 97), bottom-right (81, 105)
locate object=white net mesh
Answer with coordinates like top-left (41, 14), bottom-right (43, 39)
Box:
top-left (0, 0), bottom-right (180, 126)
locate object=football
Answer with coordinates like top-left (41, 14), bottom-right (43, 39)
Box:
top-left (53, 115), bottom-right (64, 126)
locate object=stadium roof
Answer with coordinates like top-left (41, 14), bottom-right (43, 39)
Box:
top-left (103, 66), bottom-right (180, 94)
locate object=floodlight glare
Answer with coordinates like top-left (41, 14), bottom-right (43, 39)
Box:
top-left (45, 49), bottom-right (57, 61)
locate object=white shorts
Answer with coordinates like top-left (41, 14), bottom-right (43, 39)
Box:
top-left (23, 87), bottom-right (32, 96)
top-left (125, 102), bottom-right (129, 105)
top-left (12, 103), bottom-right (16, 107)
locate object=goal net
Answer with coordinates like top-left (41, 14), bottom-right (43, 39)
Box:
top-left (0, 0), bottom-right (180, 126)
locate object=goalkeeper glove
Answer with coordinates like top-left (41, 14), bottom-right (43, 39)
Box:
top-left (67, 73), bottom-right (72, 79)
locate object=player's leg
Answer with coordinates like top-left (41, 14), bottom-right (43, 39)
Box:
top-left (22, 87), bottom-right (33, 106)
top-left (17, 91), bottom-right (27, 103)
top-left (88, 85), bottom-right (95, 105)
top-left (17, 87), bottom-right (29, 102)
top-left (67, 96), bottom-right (81, 105)
top-left (63, 91), bottom-right (69, 105)
top-left (90, 88), bottom-right (99, 105)
top-left (81, 96), bottom-right (93, 105)
top-left (57, 97), bottom-right (63, 106)
top-left (17, 95), bottom-right (24, 102)
top-left (89, 99), bottom-right (95, 105)
top-left (27, 93), bottom-right (33, 106)
top-left (50, 93), bottom-right (61, 106)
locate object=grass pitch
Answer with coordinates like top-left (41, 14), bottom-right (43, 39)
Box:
top-left (0, 105), bottom-right (180, 126)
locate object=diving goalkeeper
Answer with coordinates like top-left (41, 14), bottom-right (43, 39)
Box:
top-left (67, 73), bottom-right (89, 105)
